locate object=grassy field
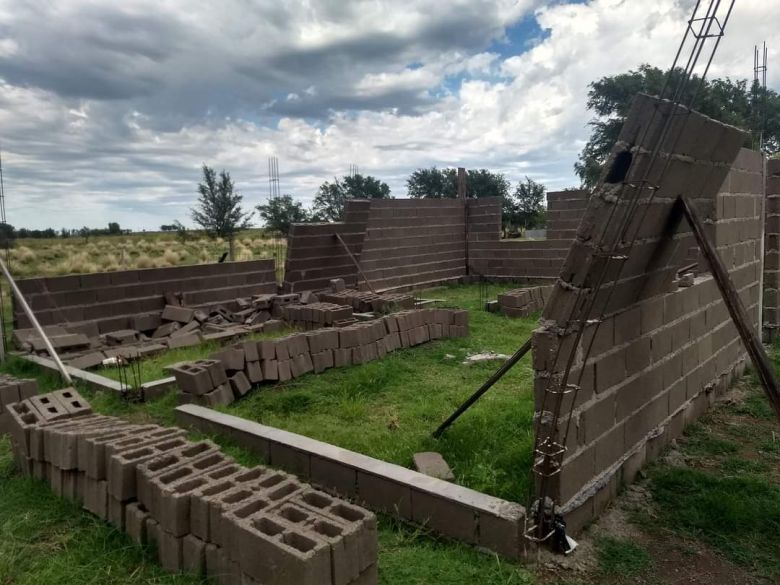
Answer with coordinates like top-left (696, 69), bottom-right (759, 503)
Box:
top-left (3, 276), bottom-right (780, 584)
top-left (6, 229), bottom-right (284, 279)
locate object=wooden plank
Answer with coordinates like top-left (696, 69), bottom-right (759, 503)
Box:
top-left (679, 194), bottom-right (780, 422)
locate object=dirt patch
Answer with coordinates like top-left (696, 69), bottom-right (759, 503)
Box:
top-left (534, 484), bottom-right (762, 585)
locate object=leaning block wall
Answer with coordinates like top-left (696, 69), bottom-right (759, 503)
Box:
top-left (763, 159), bottom-right (780, 338)
top-left (533, 93), bottom-right (761, 534)
top-left (14, 260), bottom-right (277, 332)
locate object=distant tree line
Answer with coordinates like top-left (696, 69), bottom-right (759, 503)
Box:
top-left (0, 222), bottom-right (128, 245)
top-left (255, 168), bottom-right (547, 238)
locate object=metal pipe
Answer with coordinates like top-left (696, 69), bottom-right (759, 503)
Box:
top-left (0, 257), bottom-right (72, 384)
top-left (433, 337), bottom-right (532, 438)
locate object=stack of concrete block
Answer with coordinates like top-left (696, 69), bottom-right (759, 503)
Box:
top-left (4, 389), bottom-right (379, 584)
top-left (171, 359), bottom-right (242, 407)
top-left (282, 303), bottom-right (354, 329)
top-left (0, 374), bottom-right (39, 434)
top-left (172, 309), bottom-right (469, 402)
top-left (494, 285), bottom-right (553, 318)
top-left (319, 289), bottom-right (415, 313)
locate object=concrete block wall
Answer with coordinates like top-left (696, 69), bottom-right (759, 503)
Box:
top-left (283, 200), bottom-right (370, 292)
top-left (764, 159), bottom-right (780, 338)
top-left (532, 94), bottom-right (759, 533)
top-left (175, 404), bottom-right (529, 560)
top-left (467, 194), bottom-right (585, 280)
top-left (357, 199), bottom-right (467, 291)
top-left (5, 389), bottom-right (379, 584)
top-left (283, 193), bottom-right (587, 293)
top-left (15, 260), bottom-right (277, 332)
top-left (545, 190), bottom-right (590, 240)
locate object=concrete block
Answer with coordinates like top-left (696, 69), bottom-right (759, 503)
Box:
top-left (125, 502), bottom-right (149, 545)
top-left (162, 305), bottom-right (195, 324)
top-left (229, 372), bottom-right (252, 398)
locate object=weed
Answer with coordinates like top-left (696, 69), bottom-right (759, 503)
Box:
top-left (596, 536), bottom-right (653, 577)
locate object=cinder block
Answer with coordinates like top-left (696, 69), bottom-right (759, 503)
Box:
top-left (229, 372), bottom-right (252, 398)
top-left (182, 534), bottom-right (206, 576)
top-left (125, 502), bottom-right (150, 545)
top-left (162, 305), bottom-right (195, 324)
top-left (172, 363), bottom-right (215, 395)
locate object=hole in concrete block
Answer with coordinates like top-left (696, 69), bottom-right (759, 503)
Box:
top-left (330, 503), bottom-right (364, 522)
top-left (257, 473), bottom-right (284, 488)
top-left (302, 491), bottom-right (332, 509)
top-left (209, 465), bottom-right (240, 479)
top-left (604, 149), bottom-right (633, 184)
top-left (193, 454), bottom-right (223, 470)
top-left (278, 505), bottom-right (309, 524)
top-left (235, 468), bottom-right (265, 483)
top-left (124, 447), bottom-right (154, 461)
top-left (160, 467), bottom-right (192, 485)
top-left (313, 520), bottom-right (342, 538)
top-left (181, 443), bottom-right (210, 458)
top-left (157, 438), bottom-right (187, 452)
top-left (71, 401), bottom-right (82, 408)
top-left (202, 481), bottom-right (234, 497)
top-left (254, 517), bottom-right (284, 537)
top-left (223, 489), bottom-right (252, 504)
top-left (283, 531), bottom-right (316, 552)
top-left (62, 392), bottom-right (73, 398)
top-left (235, 499), bottom-right (269, 519)
top-left (148, 455), bottom-right (179, 472)
top-left (176, 476), bottom-right (208, 493)
top-left (267, 482), bottom-right (298, 501)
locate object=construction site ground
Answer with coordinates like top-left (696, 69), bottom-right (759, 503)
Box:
top-left (1, 282), bottom-right (778, 583)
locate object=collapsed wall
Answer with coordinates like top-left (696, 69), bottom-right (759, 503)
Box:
top-left (532, 92), bottom-right (761, 533)
top-left (14, 260), bottom-right (277, 332)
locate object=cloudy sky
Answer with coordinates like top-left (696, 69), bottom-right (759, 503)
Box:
top-left (1, 0), bottom-right (778, 230)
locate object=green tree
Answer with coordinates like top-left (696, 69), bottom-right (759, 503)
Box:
top-left (510, 177), bottom-right (546, 231)
top-left (312, 174), bottom-right (391, 221)
top-left (406, 167), bottom-right (510, 199)
top-left (257, 195), bottom-right (309, 234)
top-left (191, 165), bottom-right (253, 257)
top-left (406, 167), bottom-right (513, 226)
top-left (575, 64), bottom-right (780, 188)
top-left (107, 222), bottom-right (121, 235)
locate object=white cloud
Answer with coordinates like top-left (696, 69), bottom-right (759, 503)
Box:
top-left (0, 0), bottom-right (778, 230)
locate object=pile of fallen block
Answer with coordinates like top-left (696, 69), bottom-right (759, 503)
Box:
top-left (172, 308), bottom-right (469, 406)
top-left (281, 302), bottom-right (355, 329)
top-left (13, 293), bottom-right (300, 371)
top-left (491, 285), bottom-right (554, 318)
top-left (5, 388), bottom-right (379, 584)
top-left (319, 288), bottom-right (415, 314)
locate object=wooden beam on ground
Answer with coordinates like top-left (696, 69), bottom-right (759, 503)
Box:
top-left (679, 194), bottom-right (780, 422)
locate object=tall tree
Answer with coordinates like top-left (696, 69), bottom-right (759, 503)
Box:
top-left (312, 174), bottom-right (391, 221)
top-left (257, 194), bottom-right (309, 234)
top-left (510, 177), bottom-right (546, 231)
top-left (576, 64), bottom-right (780, 188)
top-left (406, 167), bottom-right (510, 199)
top-left (191, 165), bottom-right (253, 257)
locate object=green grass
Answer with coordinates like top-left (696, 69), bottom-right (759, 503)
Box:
top-left (0, 282), bottom-right (539, 584)
top-left (226, 283), bottom-right (538, 501)
top-left (0, 436), bottom-right (532, 585)
top-left (595, 536), bottom-right (653, 578)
